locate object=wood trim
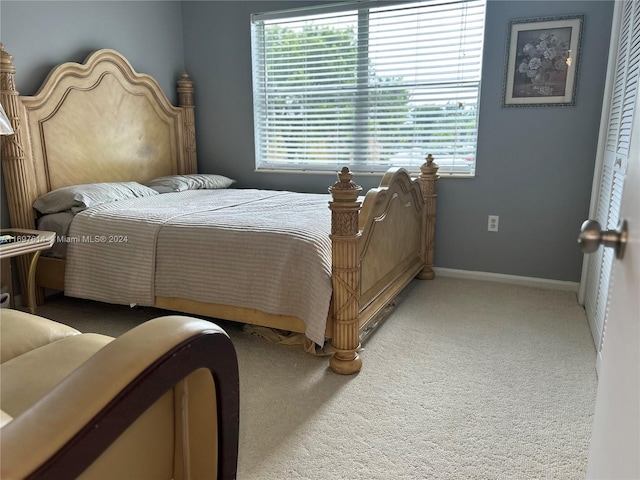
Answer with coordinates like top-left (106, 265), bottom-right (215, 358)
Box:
top-left (155, 296), bottom-right (326, 336)
top-left (328, 167), bottom-right (363, 375)
top-left (359, 263), bottom-right (423, 333)
top-left (35, 257), bottom-right (66, 291)
top-left (177, 72), bottom-right (197, 175)
top-left (27, 330), bottom-right (239, 480)
top-left (417, 154), bottom-right (439, 280)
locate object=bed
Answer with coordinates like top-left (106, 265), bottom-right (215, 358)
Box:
top-left (0, 45), bottom-right (439, 374)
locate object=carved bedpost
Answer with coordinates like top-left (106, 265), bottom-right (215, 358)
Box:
top-left (1, 44), bottom-right (38, 300)
top-left (417, 154), bottom-right (439, 280)
top-left (177, 72), bottom-right (197, 174)
top-left (328, 167), bottom-right (363, 375)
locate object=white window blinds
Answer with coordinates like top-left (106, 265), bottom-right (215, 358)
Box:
top-left (251, 0), bottom-right (486, 175)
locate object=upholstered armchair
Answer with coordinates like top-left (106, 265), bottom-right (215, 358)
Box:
top-left (0, 309), bottom-right (239, 479)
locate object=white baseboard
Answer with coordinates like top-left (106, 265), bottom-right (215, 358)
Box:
top-left (433, 267), bottom-right (579, 292)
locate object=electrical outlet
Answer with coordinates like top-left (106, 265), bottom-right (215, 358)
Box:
top-left (488, 215), bottom-right (499, 232)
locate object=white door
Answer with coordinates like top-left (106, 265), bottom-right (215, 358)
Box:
top-left (585, 85), bottom-right (640, 479)
top-left (580, 0), bottom-right (639, 369)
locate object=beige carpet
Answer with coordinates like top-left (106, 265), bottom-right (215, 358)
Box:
top-left (30, 277), bottom-right (598, 479)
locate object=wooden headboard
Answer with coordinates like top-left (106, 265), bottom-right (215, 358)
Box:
top-left (0, 44), bottom-right (197, 294)
top-left (1, 45), bottom-right (197, 230)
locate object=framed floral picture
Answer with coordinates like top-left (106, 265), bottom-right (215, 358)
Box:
top-left (503, 15), bottom-right (583, 107)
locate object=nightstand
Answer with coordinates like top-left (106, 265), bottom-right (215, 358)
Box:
top-left (0, 229), bottom-right (55, 313)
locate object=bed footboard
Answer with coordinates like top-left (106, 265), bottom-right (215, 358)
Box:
top-left (328, 161), bottom-right (438, 375)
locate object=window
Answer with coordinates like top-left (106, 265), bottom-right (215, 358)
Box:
top-left (251, 0), bottom-right (486, 176)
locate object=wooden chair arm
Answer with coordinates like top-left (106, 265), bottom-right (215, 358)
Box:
top-left (1, 315), bottom-right (239, 480)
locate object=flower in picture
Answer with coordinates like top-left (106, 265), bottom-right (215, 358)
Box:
top-left (516, 30), bottom-right (570, 94)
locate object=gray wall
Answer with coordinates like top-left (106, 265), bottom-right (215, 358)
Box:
top-left (0, 0), bottom-right (185, 227)
top-left (181, 0), bottom-right (614, 282)
top-left (0, 0), bottom-right (614, 283)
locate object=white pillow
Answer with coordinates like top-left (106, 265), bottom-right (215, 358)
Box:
top-left (146, 174), bottom-right (235, 193)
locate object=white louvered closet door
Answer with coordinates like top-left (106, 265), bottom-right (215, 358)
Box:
top-left (582, 0), bottom-right (639, 369)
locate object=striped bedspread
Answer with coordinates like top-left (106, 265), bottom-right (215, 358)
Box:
top-left (65, 189), bottom-right (333, 345)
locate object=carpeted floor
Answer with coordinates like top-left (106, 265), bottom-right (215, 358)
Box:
top-left (29, 276), bottom-right (598, 479)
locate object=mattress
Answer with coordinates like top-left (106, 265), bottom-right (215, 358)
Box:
top-left (64, 189), bottom-right (333, 345)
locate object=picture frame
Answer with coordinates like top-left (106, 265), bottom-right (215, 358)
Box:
top-left (502, 15), bottom-right (583, 107)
